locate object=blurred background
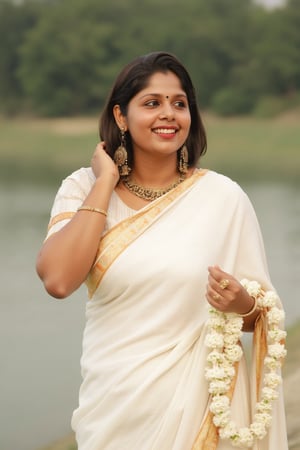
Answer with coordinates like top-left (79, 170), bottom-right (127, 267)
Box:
top-left (0, 0), bottom-right (299, 449)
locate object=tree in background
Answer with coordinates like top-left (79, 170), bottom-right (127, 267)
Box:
top-left (0, 0), bottom-right (41, 114)
top-left (15, 0), bottom-right (262, 115)
top-left (210, 0), bottom-right (300, 115)
top-left (255, 0), bottom-right (300, 95)
top-left (17, 0), bottom-right (125, 115)
top-left (1, 0), bottom-right (299, 116)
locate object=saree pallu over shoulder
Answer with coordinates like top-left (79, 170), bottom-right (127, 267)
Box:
top-left (85, 169), bottom-right (208, 298)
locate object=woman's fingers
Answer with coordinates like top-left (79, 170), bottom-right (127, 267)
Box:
top-left (91, 142), bottom-right (119, 184)
top-left (206, 266), bottom-right (247, 312)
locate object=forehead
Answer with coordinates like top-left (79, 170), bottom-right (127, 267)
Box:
top-left (138, 71), bottom-right (185, 96)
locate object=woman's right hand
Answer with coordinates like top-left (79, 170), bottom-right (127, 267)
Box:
top-left (91, 142), bottom-right (120, 188)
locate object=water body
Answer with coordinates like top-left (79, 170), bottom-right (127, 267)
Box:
top-left (1, 180), bottom-right (299, 450)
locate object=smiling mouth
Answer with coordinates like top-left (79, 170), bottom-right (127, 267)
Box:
top-left (152, 128), bottom-right (178, 135)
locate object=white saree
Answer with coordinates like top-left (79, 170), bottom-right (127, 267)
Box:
top-left (46, 168), bottom-right (288, 450)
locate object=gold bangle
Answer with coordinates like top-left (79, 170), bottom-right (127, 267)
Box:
top-left (238, 296), bottom-right (258, 317)
top-left (77, 206), bottom-right (107, 217)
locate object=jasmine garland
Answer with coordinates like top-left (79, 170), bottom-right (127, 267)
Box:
top-left (205, 279), bottom-right (287, 448)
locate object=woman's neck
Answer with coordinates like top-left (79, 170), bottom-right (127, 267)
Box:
top-left (130, 155), bottom-right (180, 188)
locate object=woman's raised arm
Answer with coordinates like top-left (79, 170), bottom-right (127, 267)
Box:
top-left (36, 144), bottom-right (119, 299)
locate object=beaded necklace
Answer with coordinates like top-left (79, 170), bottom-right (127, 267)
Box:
top-left (123, 175), bottom-right (185, 201)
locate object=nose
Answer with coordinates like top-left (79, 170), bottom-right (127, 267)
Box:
top-left (159, 102), bottom-right (175, 121)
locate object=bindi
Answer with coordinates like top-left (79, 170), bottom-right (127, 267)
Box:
top-left (166, 95), bottom-right (169, 99)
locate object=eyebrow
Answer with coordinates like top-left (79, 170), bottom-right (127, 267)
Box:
top-left (139, 93), bottom-right (187, 100)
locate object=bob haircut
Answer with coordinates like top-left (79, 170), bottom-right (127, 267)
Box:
top-left (99, 51), bottom-right (207, 169)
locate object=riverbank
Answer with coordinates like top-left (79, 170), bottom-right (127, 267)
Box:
top-left (1, 110), bottom-right (300, 185)
top-left (38, 320), bottom-right (300, 450)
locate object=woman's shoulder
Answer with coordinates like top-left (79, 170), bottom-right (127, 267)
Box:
top-left (203, 169), bottom-right (254, 211)
top-left (202, 169), bottom-right (243, 194)
top-left (53, 167), bottom-right (95, 199)
top-left (63, 166), bottom-right (95, 184)
top-left (60, 166), bottom-right (95, 189)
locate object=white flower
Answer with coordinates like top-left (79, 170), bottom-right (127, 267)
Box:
top-left (237, 427), bottom-right (254, 447)
top-left (256, 400), bottom-right (272, 413)
top-left (262, 386), bottom-right (279, 401)
top-left (205, 332), bottom-right (224, 349)
top-left (224, 365), bottom-right (236, 378)
top-left (261, 290), bottom-right (279, 308)
top-left (268, 329), bottom-right (287, 343)
top-left (267, 307), bottom-right (285, 325)
top-left (268, 343), bottom-right (287, 360)
top-left (264, 355), bottom-right (281, 370)
top-left (251, 421), bottom-right (268, 439)
top-left (240, 279), bottom-right (261, 297)
top-left (224, 344), bottom-right (243, 362)
top-left (209, 315), bottom-right (226, 330)
top-left (264, 372), bottom-right (282, 389)
top-left (210, 395), bottom-right (230, 414)
top-left (208, 380), bottom-right (231, 395)
top-left (212, 410), bottom-right (230, 427)
top-left (205, 366), bottom-right (228, 381)
top-left (219, 420), bottom-right (238, 439)
top-left (206, 350), bottom-right (226, 365)
top-left (225, 316), bottom-right (243, 333)
top-left (254, 412), bottom-right (272, 427)
top-left (224, 333), bottom-right (241, 346)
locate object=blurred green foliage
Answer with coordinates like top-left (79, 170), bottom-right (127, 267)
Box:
top-left (0, 0), bottom-right (300, 116)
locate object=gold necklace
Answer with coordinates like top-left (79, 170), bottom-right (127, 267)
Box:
top-left (123, 175), bottom-right (185, 201)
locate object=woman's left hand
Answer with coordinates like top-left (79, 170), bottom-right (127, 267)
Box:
top-left (206, 265), bottom-right (254, 315)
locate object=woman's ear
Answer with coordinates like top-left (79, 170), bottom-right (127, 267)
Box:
top-left (113, 105), bottom-right (127, 131)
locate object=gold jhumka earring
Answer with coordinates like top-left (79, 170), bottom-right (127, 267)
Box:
top-left (114, 128), bottom-right (130, 176)
top-left (179, 145), bottom-right (188, 175)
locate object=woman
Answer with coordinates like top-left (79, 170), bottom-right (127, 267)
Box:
top-left (36, 52), bottom-right (288, 449)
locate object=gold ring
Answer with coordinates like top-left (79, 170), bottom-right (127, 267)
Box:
top-left (212, 293), bottom-right (221, 301)
top-left (219, 279), bottom-right (230, 290)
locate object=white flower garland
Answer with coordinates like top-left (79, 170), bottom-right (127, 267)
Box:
top-left (205, 279), bottom-right (287, 448)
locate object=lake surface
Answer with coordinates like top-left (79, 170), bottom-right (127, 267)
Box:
top-left (1, 180), bottom-right (299, 450)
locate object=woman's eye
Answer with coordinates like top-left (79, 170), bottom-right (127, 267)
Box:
top-left (174, 101), bottom-right (187, 108)
top-left (145, 100), bottom-right (159, 107)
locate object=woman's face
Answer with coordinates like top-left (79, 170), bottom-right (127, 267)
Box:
top-left (119, 71), bottom-right (191, 161)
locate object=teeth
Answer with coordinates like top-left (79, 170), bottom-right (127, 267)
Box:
top-left (154, 128), bottom-right (176, 134)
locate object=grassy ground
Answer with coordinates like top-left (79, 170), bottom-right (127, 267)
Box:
top-left (0, 110), bottom-right (299, 185)
top-left (0, 116), bottom-right (98, 185)
top-left (203, 110), bottom-right (300, 182)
